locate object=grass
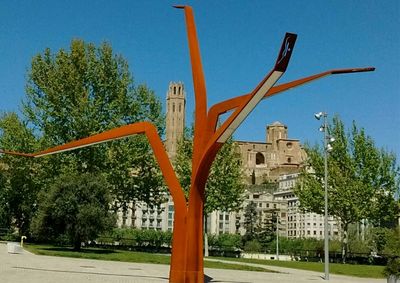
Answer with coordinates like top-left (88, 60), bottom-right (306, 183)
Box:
top-left (212, 257), bottom-right (385, 278)
top-left (24, 244), bottom-right (274, 273)
top-left (25, 244), bottom-right (385, 277)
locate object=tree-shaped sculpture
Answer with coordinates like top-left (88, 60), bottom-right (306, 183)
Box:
top-left (0, 5), bottom-right (375, 283)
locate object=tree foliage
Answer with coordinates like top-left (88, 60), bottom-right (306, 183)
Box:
top-left (0, 39), bottom-right (167, 240)
top-left (295, 116), bottom-right (399, 262)
top-left (22, 39), bottom-right (166, 209)
top-left (174, 129), bottom-right (245, 213)
top-left (31, 172), bottom-right (116, 250)
top-left (0, 113), bottom-right (41, 234)
top-left (243, 201), bottom-right (258, 241)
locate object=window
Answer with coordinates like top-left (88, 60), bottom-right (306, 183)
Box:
top-left (179, 103), bottom-right (181, 112)
top-left (313, 231), bottom-right (317, 235)
top-left (225, 215), bottom-right (229, 221)
top-left (307, 231), bottom-right (310, 235)
top-left (255, 152), bottom-right (265, 165)
top-left (172, 103), bottom-right (175, 112)
top-left (219, 214), bottom-right (223, 220)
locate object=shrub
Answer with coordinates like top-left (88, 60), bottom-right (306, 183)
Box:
top-left (244, 239), bottom-right (262, 253)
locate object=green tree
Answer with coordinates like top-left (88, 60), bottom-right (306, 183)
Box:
top-left (0, 165), bottom-right (9, 229)
top-left (243, 201), bottom-right (258, 242)
top-left (22, 39), bottom-right (166, 210)
top-left (383, 228), bottom-right (400, 278)
top-left (31, 172), bottom-right (116, 250)
top-left (256, 210), bottom-right (277, 248)
top-left (174, 131), bottom-right (245, 213)
top-left (0, 113), bottom-right (41, 234)
top-left (295, 116), bottom-right (399, 263)
top-left (243, 239), bottom-right (262, 253)
top-left (174, 130), bottom-right (245, 256)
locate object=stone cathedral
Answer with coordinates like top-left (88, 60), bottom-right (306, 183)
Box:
top-left (118, 82), bottom-right (332, 239)
top-left (164, 81), bottom-right (305, 185)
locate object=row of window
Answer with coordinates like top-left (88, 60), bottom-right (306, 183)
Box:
top-left (219, 214), bottom-right (230, 221)
top-left (171, 103), bottom-right (183, 113)
top-left (288, 230), bottom-right (323, 236)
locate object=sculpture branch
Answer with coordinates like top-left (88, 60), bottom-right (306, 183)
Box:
top-left (207, 67), bottom-right (375, 134)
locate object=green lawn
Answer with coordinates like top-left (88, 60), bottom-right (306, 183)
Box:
top-left (24, 244), bottom-right (385, 278)
top-left (213, 257), bottom-right (385, 278)
top-left (24, 244), bottom-right (274, 273)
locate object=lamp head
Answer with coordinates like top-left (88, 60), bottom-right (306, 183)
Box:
top-left (314, 112), bottom-right (324, 120)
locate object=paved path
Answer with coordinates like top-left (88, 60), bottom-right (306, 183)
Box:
top-left (0, 243), bottom-right (385, 283)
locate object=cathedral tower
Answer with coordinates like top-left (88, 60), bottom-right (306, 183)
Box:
top-left (266, 121), bottom-right (288, 149)
top-left (165, 82), bottom-right (186, 159)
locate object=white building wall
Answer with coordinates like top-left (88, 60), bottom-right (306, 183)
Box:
top-left (116, 196), bottom-right (175, 232)
top-left (274, 173), bottom-right (340, 240)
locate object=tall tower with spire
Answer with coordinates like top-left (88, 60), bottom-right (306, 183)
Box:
top-left (165, 82), bottom-right (186, 159)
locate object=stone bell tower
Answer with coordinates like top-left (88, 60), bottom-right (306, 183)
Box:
top-left (165, 82), bottom-right (186, 159)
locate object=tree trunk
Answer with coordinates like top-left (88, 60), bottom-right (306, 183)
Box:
top-left (342, 223), bottom-right (349, 264)
top-left (122, 205), bottom-right (127, 227)
top-left (204, 214), bottom-right (209, 257)
top-left (73, 238), bottom-right (81, 251)
top-left (130, 201), bottom-right (136, 228)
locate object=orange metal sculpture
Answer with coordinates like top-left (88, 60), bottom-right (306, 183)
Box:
top-left (0, 5), bottom-right (375, 283)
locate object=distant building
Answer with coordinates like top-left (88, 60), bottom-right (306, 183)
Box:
top-left (117, 82), bottom-right (340, 241)
top-left (274, 173), bottom-right (340, 239)
top-left (165, 82), bottom-right (185, 159)
top-left (236, 121), bottom-right (306, 185)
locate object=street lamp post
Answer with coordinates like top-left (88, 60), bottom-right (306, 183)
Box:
top-left (276, 212), bottom-right (279, 261)
top-left (315, 111), bottom-right (334, 281)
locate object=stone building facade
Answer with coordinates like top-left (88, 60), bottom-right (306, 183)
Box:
top-left (274, 173), bottom-right (340, 240)
top-left (165, 82), bottom-right (185, 159)
top-left (117, 82), bottom-right (339, 241)
top-left (236, 121), bottom-right (306, 185)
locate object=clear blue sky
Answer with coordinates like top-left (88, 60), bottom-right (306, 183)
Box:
top-left (1, 1), bottom-right (399, 158)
